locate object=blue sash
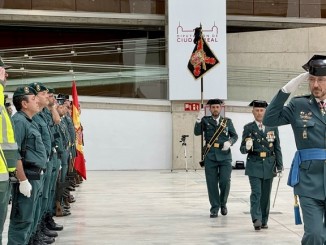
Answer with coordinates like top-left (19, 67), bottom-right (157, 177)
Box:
top-left (288, 148), bottom-right (326, 187)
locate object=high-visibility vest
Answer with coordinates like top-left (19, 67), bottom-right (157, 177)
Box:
top-left (0, 86), bottom-right (18, 172)
top-left (0, 146), bottom-right (9, 181)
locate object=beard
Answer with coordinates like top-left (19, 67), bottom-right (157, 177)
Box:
top-left (312, 88), bottom-right (326, 99)
top-left (211, 111), bottom-right (220, 118)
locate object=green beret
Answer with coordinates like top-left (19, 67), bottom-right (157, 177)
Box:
top-left (13, 86), bottom-right (37, 98)
top-left (48, 88), bottom-right (55, 94)
top-left (28, 82), bottom-right (48, 93)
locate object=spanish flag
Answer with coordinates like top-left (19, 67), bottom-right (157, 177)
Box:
top-left (72, 81), bottom-right (87, 180)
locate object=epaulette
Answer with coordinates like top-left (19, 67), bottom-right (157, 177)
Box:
top-left (244, 121), bottom-right (254, 128)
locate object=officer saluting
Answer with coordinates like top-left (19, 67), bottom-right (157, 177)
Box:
top-left (194, 99), bottom-right (238, 218)
top-left (263, 55), bottom-right (326, 244)
top-left (240, 100), bottom-right (283, 230)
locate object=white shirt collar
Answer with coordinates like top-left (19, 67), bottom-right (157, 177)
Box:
top-left (214, 116), bottom-right (220, 122)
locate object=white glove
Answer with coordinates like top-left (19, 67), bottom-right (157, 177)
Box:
top-left (282, 72), bottom-right (309, 93)
top-left (245, 138), bottom-right (253, 150)
top-left (19, 179), bottom-right (32, 198)
top-left (222, 141), bottom-right (231, 151)
top-left (196, 108), bottom-right (205, 123)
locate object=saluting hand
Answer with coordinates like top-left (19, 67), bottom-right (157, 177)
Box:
top-left (282, 72), bottom-right (309, 93)
top-left (19, 179), bottom-right (32, 198)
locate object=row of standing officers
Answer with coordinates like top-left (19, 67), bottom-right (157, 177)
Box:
top-left (0, 57), bottom-right (80, 245)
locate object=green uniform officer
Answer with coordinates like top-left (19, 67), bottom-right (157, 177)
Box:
top-left (263, 55), bottom-right (326, 245)
top-left (194, 99), bottom-right (238, 218)
top-left (43, 89), bottom-right (64, 231)
top-left (240, 100), bottom-right (283, 230)
top-left (8, 86), bottom-right (47, 245)
top-left (28, 82), bottom-right (57, 243)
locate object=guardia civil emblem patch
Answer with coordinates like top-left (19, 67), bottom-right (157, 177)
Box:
top-left (24, 86), bottom-right (29, 94)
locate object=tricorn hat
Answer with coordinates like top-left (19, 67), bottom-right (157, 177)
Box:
top-left (207, 99), bottom-right (224, 105)
top-left (249, 100), bottom-right (268, 108)
top-left (302, 55), bottom-right (326, 76)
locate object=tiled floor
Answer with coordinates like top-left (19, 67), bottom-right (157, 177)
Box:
top-left (3, 169), bottom-right (303, 244)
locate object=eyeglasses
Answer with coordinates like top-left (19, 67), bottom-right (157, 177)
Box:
top-left (308, 77), bottom-right (326, 84)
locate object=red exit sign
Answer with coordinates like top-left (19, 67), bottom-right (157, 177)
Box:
top-left (184, 103), bottom-right (200, 111)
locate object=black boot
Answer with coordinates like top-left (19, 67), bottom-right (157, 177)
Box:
top-left (32, 232), bottom-right (48, 245)
top-left (37, 230), bottom-right (55, 244)
top-left (45, 213), bottom-right (64, 231)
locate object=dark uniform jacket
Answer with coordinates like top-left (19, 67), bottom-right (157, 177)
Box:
top-left (194, 116), bottom-right (238, 162)
top-left (12, 111), bottom-right (47, 169)
top-left (263, 90), bottom-right (326, 200)
top-left (240, 121), bottom-right (283, 179)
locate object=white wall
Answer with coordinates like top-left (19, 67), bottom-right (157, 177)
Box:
top-left (81, 109), bottom-right (172, 170)
top-left (228, 112), bottom-right (296, 169)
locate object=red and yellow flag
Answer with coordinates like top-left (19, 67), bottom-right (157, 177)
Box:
top-left (72, 81), bottom-right (86, 180)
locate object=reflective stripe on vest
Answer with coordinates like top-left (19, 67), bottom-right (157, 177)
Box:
top-left (0, 106), bottom-right (17, 145)
top-left (0, 146), bottom-right (8, 181)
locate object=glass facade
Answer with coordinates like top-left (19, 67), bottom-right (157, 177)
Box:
top-left (227, 0), bottom-right (326, 18)
top-left (0, 0), bottom-right (165, 14)
top-left (2, 0), bottom-right (326, 100)
top-left (0, 26), bottom-right (166, 99)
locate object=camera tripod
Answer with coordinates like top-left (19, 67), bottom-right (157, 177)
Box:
top-left (174, 137), bottom-right (193, 172)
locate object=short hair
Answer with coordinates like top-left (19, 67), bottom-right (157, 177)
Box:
top-left (13, 95), bottom-right (29, 111)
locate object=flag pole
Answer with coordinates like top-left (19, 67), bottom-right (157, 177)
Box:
top-left (187, 23), bottom-right (219, 168)
top-left (200, 76), bottom-right (204, 166)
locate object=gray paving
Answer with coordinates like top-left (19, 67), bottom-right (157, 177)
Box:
top-left (3, 169), bottom-right (303, 244)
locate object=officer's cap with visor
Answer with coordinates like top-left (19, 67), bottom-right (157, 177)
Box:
top-left (28, 82), bottom-right (48, 93)
top-left (56, 98), bottom-right (65, 105)
top-left (13, 86), bottom-right (37, 98)
top-left (57, 93), bottom-right (69, 101)
top-left (207, 99), bottom-right (224, 105)
top-left (0, 56), bottom-right (11, 69)
top-left (302, 55), bottom-right (326, 76)
top-left (248, 100), bottom-right (268, 108)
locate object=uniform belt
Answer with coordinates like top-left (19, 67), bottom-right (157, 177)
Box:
top-left (211, 143), bottom-right (223, 149)
top-left (24, 165), bottom-right (45, 173)
top-left (250, 151), bottom-right (274, 158)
